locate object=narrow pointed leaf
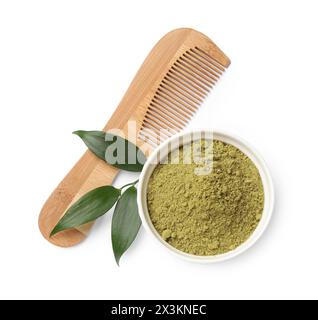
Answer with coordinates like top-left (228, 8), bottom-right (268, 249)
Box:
top-left (111, 186), bottom-right (141, 265)
top-left (50, 186), bottom-right (120, 236)
top-left (73, 130), bottom-right (146, 172)
top-left (73, 130), bottom-right (106, 160)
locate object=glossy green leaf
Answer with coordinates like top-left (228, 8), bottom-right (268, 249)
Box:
top-left (111, 186), bottom-right (141, 265)
top-left (73, 130), bottom-right (146, 172)
top-left (50, 186), bottom-right (121, 236)
top-left (73, 130), bottom-right (106, 160)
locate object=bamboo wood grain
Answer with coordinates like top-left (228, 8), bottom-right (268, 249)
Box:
top-left (38, 28), bottom-right (230, 247)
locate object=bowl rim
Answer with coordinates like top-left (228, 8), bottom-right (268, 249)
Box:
top-left (137, 129), bottom-right (275, 263)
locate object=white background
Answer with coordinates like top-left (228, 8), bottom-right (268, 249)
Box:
top-left (0, 0), bottom-right (317, 300)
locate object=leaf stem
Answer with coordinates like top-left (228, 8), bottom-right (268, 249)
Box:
top-left (120, 179), bottom-right (139, 191)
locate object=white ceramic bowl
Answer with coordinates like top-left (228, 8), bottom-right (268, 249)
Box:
top-left (137, 130), bottom-right (274, 263)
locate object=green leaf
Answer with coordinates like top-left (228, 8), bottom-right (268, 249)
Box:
top-left (73, 130), bottom-right (146, 172)
top-left (73, 130), bottom-right (106, 160)
top-left (50, 186), bottom-right (121, 236)
top-left (111, 186), bottom-right (141, 265)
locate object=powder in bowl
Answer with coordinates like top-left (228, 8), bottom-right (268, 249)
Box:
top-left (146, 139), bottom-right (264, 256)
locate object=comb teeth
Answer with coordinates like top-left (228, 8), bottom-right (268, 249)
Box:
top-left (138, 46), bottom-right (227, 148)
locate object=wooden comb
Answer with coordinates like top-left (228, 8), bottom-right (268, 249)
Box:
top-left (38, 28), bottom-right (230, 247)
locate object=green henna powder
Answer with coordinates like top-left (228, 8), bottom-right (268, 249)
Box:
top-left (147, 139), bottom-right (264, 256)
